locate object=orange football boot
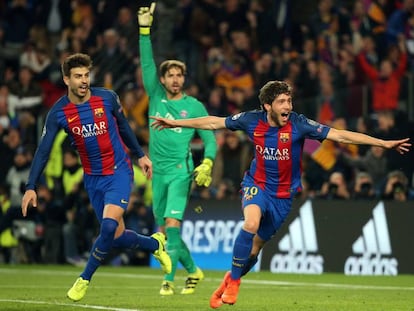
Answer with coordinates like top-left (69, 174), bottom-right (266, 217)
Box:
top-left (221, 276), bottom-right (241, 305)
top-left (209, 271), bottom-right (231, 309)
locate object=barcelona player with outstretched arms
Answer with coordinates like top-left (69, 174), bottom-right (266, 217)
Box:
top-left (21, 53), bottom-right (171, 302)
top-left (150, 80), bottom-right (411, 308)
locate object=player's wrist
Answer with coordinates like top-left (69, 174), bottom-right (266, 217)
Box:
top-left (202, 158), bottom-right (213, 168)
top-left (139, 27), bottom-right (151, 35)
top-left (25, 183), bottom-right (36, 191)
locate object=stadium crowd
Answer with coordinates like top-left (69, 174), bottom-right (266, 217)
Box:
top-left (0, 0), bottom-right (414, 265)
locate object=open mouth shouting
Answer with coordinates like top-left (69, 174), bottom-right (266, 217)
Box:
top-left (281, 112), bottom-right (290, 122)
top-left (79, 85), bottom-right (89, 94)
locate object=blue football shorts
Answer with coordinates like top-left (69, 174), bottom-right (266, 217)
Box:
top-left (83, 161), bottom-right (133, 223)
top-left (241, 182), bottom-right (292, 241)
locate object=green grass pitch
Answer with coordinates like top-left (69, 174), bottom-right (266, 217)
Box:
top-left (0, 265), bottom-right (413, 311)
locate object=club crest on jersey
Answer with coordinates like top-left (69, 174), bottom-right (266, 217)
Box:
top-left (279, 132), bottom-right (290, 143)
top-left (94, 108), bottom-right (104, 118)
top-left (232, 113), bottom-right (243, 120)
top-left (180, 110), bottom-right (188, 118)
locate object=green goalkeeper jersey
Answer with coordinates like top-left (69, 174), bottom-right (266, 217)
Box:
top-left (140, 35), bottom-right (217, 174)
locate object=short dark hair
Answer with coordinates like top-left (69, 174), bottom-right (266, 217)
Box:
top-left (159, 60), bottom-right (186, 77)
top-left (258, 80), bottom-right (292, 110)
top-left (61, 53), bottom-right (92, 77)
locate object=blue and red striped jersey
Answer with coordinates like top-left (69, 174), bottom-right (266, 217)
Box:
top-left (225, 110), bottom-right (330, 198)
top-left (26, 87), bottom-right (144, 190)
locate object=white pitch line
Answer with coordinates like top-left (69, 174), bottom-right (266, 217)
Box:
top-left (242, 279), bottom-right (414, 291)
top-left (1, 268), bottom-right (413, 292)
top-left (0, 299), bottom-right (142, 311)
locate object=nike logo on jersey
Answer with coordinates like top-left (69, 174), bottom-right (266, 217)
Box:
top-left (68, 116), bottom-right (78, 123)
top-left (253, 132), bottom-right (264, 137)
top-left (121, 199), bottom-right (128, 204)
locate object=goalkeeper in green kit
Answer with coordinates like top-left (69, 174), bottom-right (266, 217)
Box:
top-left (138, 2), bottom-right (217, 295)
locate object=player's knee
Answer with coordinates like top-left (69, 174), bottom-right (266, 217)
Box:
top-left (243, 221), bottom-right (259, 234)
top-left (100, 218), bottom-right (118, 242)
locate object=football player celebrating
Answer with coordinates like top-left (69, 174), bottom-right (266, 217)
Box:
top-left (21, 53), bottom-right (172, 302)
top-left (151, 80), bottom-right (411, 308)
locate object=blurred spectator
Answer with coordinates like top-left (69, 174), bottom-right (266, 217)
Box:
top-left (133, 161), bottom-right (153, 208)
top-left (318, 171), bottom-right (351, 200)
top-left (352, 171), bottom-right (377, 200)
top-left (0, 184), bottom-right (18, 263)
top-left (254, 53), bottom-right (277, 90)
top-left (71, 0), bottom-right (94, 28)
top-left (295, 58), bottom-right (319, 119)
top-left (308, 0), bottom-right (351, 66)
top-left (42, 130), bottom-right (70, 200)
top-left (373, 110), bottom-right (414, 183)
top-left (358, 35), bottom-right (380, 68)
top-left (33, 0), bottom-right (72, 48)
top-left (405, 13), bottom-right (414, 70)
top-left (2, 0), bottom-right (33, 65)
top-left (92, 28), bottom-right (132, 92)
top-left (122, 194), bottom-right (155, 266)
top-left (61, 148), bottom-right (83, 196)
top-left (5, 145), bottom-right (32, 208)
top-left (120, 91), bottom-right (149, 145)
top-left (353, 115), bottom-right (374, 156)
top-left (35, 49), bottom-right (68, 109)
top-left (0, 85), bottom-right (15, 132)
top-left (37, 184), bottom-right (66, 264)
top-left (248, 0), bottom-right (286, 53)
top-left (171, 0), bottom-right (199, 84)
top-left (7, 66), bottom-right (43, 145)
top-left (316, 64), bottom-right (347, 125)
top-left (121, 65), bottom-right (150, 138)
top-left (381, 169), bottom-right (411, 201)
top-left (212, 45), bottom-right (255, 111)
top-left (341, 145), bottom-right (388, 192)
top-left (113, 6), bottom-right (138, 58)
top-left (306, 117), bottom-right (358, 191)
top-left (386, 0), bottom-right (414, 46)
top-left (57, 14), bottom-right (98, 56)
top-left (211, 129), bottom-right (252, 199)
top-left (0, 128), bottom-right (21, 182)
top-left (62, 185), bottom-right (95, 266)
top-left (19, 42), bottom-right (51, 79)
top-left (125, 196), bottom-right (154, 238)
top-left (205, 86), bottom-right (228, 117)
top-left (357, 35), bottom-right (407, 112)
top-left (217, 0), bottom-right (249, 36)
top-left (58, 148), bottom-right (84, 266)
top-left (187, 0), bottom-right (220, 87)
top-left (94, 0), bottom-right (123, 32)
top-left (0, 147), bottom-right (42, 263)
top-left (350, 0), bottom-right (375, 43)
top-left (366, 0), bottom-right (393, 59)
top-left (335, 42), bottom-right (361, 116)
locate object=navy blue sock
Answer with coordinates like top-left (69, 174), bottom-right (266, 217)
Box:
top-left (241, 255), bottom-right (258, 277)
top-left (231, 229), bottom-right (254, 280)
top-left (112, 229), bottom-right (157, 251)
top-left (80, 218), bottom-right (118, 281)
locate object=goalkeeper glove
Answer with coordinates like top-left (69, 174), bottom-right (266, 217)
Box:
top-left (194, 158), bottom-right (213, 187)
top-left (137, 2), bottom-right (156, 35)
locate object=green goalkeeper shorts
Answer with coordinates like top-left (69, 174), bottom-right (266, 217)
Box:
top-left (152, 172), bottom-right (192, 226)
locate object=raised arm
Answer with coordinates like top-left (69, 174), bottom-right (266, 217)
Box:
top-left (150, 115), bottom-right (227, 131)
top-left (138, 2), bottom-right (159, 95)
top-left (326, 128), bottom-right (411, 154)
